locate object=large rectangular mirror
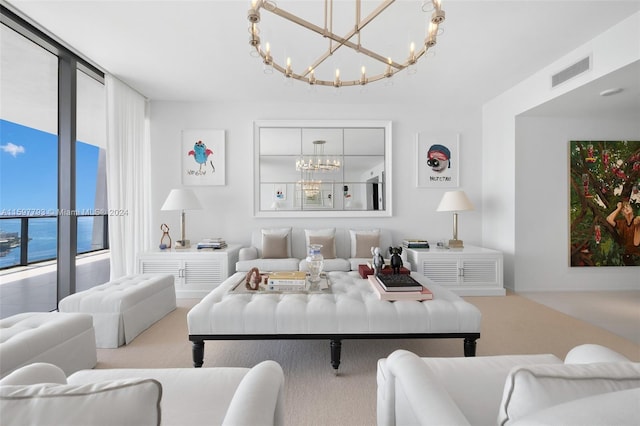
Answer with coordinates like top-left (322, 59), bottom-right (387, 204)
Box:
top-left (254, 120), bottom-right (392, 217)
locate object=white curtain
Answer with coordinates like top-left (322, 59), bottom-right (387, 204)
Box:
top-left (105, 75), bottom-right (151, 279)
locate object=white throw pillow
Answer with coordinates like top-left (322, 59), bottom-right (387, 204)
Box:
top-left (509, 388), bottom-right (640, 426)
top-left (349, 229), bottom-right (380, 258)
top-left (261, 228), bottom-right (292, 258)
top-left (0, 363), bottom-right (67, 386)
top-left (497, 362), bottom-right (640, 425)
top-left (0, 378), bottom-right (162, 426)
top-left (305, 228), bottom-right (336, 259)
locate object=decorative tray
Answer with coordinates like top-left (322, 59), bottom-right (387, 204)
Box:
top-left (230, 272), bottom-right (331, 295)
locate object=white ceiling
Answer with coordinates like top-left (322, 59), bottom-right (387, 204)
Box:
top-left (5, 0), bottom-right (640, 116)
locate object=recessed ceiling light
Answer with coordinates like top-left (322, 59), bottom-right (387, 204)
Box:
top-left (599, 88), bottom-right (623, 97)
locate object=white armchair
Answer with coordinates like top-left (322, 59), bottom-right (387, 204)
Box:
top-left (1, 360), bottom-right (285, 426)
top-left (377, 344), bottom-right (640, 426)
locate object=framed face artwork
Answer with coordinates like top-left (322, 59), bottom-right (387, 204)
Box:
top-left (182, 129), bottom-right (225, 185)
top-left (416, 133), bottom-right (460, 188)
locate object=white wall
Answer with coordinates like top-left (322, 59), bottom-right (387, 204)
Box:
top-left (149, 101), bottom-right (485, 252)
top-left (515, 116), bottom-right (640, 291)
top-left (483, 12), bottom-right (640, 291)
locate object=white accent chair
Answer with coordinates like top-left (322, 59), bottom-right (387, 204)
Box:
top-left (0, 360), bottom-right (285, 426)
top-left (377, 344), bottom-right (640, 426)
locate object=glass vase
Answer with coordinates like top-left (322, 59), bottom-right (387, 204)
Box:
top-left (306, 244), bottom-right (324, 283)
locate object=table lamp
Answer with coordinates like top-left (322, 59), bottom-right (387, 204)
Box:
top-left (161, 188), bottom-right (202, 249)
top-left (436, 190), bottom-right (474, 248)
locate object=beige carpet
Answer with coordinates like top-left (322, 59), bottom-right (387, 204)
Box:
top-left (95, 293), bottom-right (640, 426)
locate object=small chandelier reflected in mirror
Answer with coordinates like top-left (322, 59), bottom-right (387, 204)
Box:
top-left (296, 140), bottom-right (341, 172)
top-left (247, 0), bottom-right (446, 88)
top-left (298, 179), bottom-right (322, 197)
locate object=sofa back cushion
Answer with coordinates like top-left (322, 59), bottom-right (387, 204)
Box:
top-left (260, 228), bottom-right (292, 258)
top-left (498, 362), bottom-right (640, 425)
top-left (0, 378), bottom-right (162, 426)
top-left (305, 228), bottom-right (337, 259)
top-left (350, 229), bottom-right (381, 258)
top-left (262, 234), bottom-right (288, 258)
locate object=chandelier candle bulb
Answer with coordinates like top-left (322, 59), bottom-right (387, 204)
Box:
top-left (248, 0), bottom-right (260, 23)
top-left (264, 42), bottom-right (271, 64)
top-left (285, 57), bottom-right (292, 77)
top-left (427, 22), bottom-right (437, 47)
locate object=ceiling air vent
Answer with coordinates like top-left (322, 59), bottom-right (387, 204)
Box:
top-left (551, 56), bottom-right (591, 88)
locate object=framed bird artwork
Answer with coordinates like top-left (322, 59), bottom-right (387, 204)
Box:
top-left (182, 129), bottom-right (225, 185)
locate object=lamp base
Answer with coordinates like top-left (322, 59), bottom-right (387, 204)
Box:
top-left (448, 239), bottom-right (464, 249)
top-left (175, 240), bottom-right (191, 249)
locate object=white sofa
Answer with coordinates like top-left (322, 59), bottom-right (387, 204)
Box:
top-left (236, 227), bottom-right (409, 272)
top-left (377, 344), bottom-right (640, 426)
top-left (0, 360), bottom-right (285, 426)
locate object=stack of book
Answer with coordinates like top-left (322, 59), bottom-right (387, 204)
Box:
top-left (267, 271), bottom-right (308, 291)
top-left (368, 274), bottom-right (433, 301)
top-left (197, 238), bottom-right (227, 250)
top-left (402, 239), bottom-right (430, 249)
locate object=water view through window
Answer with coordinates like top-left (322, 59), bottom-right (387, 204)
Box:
top-left (0, 119), bottom-right (106, 269)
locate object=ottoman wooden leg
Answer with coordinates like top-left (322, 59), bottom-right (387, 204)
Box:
top-left (330, 339), bottom-right (342, 371)
top-left (192, 340), bottom-right (205, 368)
top-left (464, 337), bottom-right (477, 357)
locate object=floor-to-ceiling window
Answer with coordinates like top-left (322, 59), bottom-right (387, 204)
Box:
top-left (0, 5), bottom-right (109, 317)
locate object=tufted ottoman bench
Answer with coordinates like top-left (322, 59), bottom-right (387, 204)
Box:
top-left (0, 312), bottom-right (97, 378)
top-left (188, 271), bottom-right (481, 371)
top-left (59, 274), bottom-right (177, 348)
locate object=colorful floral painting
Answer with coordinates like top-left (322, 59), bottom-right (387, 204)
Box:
top-left (569, 140), bottom-right (640, 266)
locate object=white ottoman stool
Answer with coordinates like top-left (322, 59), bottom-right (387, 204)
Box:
top-left (59, 274), bottom-right (176, 348)
top-left (0, 312), bottom-right (97, 378)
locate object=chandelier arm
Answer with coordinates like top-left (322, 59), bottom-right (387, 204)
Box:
top-left (356, 0), bottom-right (396, 32)
top-left (303, 51), bottom-right (333, 78)
top-left (250, 0), bottom-right (444, 87)
top-left (328, 0), bottom-right (333, 52)
top-left (263, 2), bottom-right (404, 69)
top-left (256, 44), bottom-right (429, 86)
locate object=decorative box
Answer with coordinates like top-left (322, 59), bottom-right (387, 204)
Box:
top-left (358, 264), bottom-right (410, 279)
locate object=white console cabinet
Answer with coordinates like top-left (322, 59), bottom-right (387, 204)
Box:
top-left (137, 245), bottom-right (241, 298)
top-left (406, 245), bottom-right (505, 296)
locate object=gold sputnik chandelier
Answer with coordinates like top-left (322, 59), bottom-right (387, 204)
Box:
top-left (247, 0), bottom-right (446, 88)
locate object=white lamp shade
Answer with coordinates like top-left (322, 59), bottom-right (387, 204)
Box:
top-left (161, 188), bottom-right (202, 211)
top-left (437, 190), bottom-right (474, 212)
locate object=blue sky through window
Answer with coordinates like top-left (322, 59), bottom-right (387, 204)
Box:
top-left (1, 119), bottom-right (99, 213)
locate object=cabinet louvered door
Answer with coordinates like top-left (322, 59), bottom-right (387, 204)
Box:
top-left (137, 245), bottom-right (241, 298)
top-left (460, 259), bottom-right (499, 286)
top-left (183, 260), bottom-right (223, 290)
top-left (139, 259), bottom-right (181, 281)
top-left (419, 259), bottom-right (459, 286)
top-left (406, 246), bottom-right (505, 296)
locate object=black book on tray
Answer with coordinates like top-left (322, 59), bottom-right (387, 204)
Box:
top-left (376, 274), bottom-right (424, 292)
